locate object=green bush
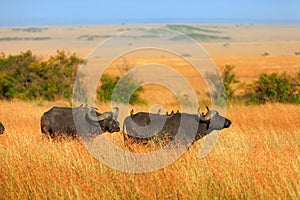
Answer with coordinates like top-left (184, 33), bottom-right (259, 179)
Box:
top-left (250, 72), bottom-right (299, 104)
top-left (205, 65), bottom-right (240, 105)
top-left (98, 74), bottom-right (145, 104)
top-left (222, 65), bottom-right (239, 100)
top-left (0, 50), bottom-right (144, 104)
top-left (0, 50), bottom-right (85, 101)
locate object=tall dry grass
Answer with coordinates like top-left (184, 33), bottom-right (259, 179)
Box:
top-left (0, 101), bottom-right (299, 199)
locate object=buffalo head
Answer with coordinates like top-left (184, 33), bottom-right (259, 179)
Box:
top-left (86, 107), bottom-right (120, 133)
top-left (197, 106), bottom-right (231, 134)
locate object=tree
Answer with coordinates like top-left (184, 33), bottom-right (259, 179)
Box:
top-left (222, 65), bottom-right (239, 100)
top-left (0, 50), bottom-right (85, 102)
top-left (97, 74), bottom-right (145, 104)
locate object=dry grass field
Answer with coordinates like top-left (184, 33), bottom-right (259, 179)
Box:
top-left (0, 101), bottom-right (299, 199)
top-left (0, 24), bottom-right (300, 199)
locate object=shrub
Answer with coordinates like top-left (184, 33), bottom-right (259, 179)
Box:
top-left (0, 50), bottom-right (85, 101)
top-left (205, 65), bottom-right (240, 105)
top-left (222, 65), bottom-right (239, 100)
top-left (250, 72), bottom-right (299, 104)
top-left (98, 74), bottom-right (145, 104)
top-left (0, 50), bottom-right (144, 104)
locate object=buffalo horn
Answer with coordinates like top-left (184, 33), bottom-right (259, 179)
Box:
top-left (198, 106), bottom-right (216, 121)
top-left (97, 112), bottom-right (113, 121)
top-left (113, 107), bottom-right (119, 120)
top-left (197, 107), bottom-right (201, 118)
top-left (87, 108), bottom-right (114, 121)
top-left (86, 108), bottom-right (101, 122)
top-left (96, 107), bottom-right (119, 121)
top-left (206, 106), bottom-right (209, 111)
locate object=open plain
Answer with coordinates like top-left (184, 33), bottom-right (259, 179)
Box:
top-left (0, 24), bottom-right (299, 199)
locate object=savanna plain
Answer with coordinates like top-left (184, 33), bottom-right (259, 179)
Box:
top-left (0, 24), bottom-right (299, 199)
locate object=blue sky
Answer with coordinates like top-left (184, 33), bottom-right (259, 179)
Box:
top-left (1, 0), bottom-right (300, 26)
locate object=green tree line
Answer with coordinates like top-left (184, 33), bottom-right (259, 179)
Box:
top-left (0, 50), bottom-right (144, 104)
top-left (0, 51), bottom-right (298, 104)
top-left (0, 50), bottom-right (84, 101)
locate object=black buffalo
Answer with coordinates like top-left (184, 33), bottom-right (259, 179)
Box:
top-left (123, 107), bottom-right (231, 147)
top-left (41, 106), bottom-right (120, 139)
top-left (0, 122), bottom-right (4, 134)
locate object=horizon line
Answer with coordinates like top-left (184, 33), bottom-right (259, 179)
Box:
top-left (1, 17), bottom-right (300, 27)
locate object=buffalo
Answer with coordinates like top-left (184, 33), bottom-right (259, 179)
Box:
top-left (123, 106), bottom-right (231, 147)
top-left (41, 106), bottom-right (120, 139)
top-left (0, 122), bottom-right (4, 134)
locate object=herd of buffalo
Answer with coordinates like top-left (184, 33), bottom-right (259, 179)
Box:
top-left (0, 105), bottom-right (231, 148)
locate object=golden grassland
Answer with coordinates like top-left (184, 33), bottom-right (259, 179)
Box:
top-left (0, 24), bottom-right (299, 199)
top-left (0, 101), bottom-right (299, 199)
top-left (0, 47), bottom-right (299, 199)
